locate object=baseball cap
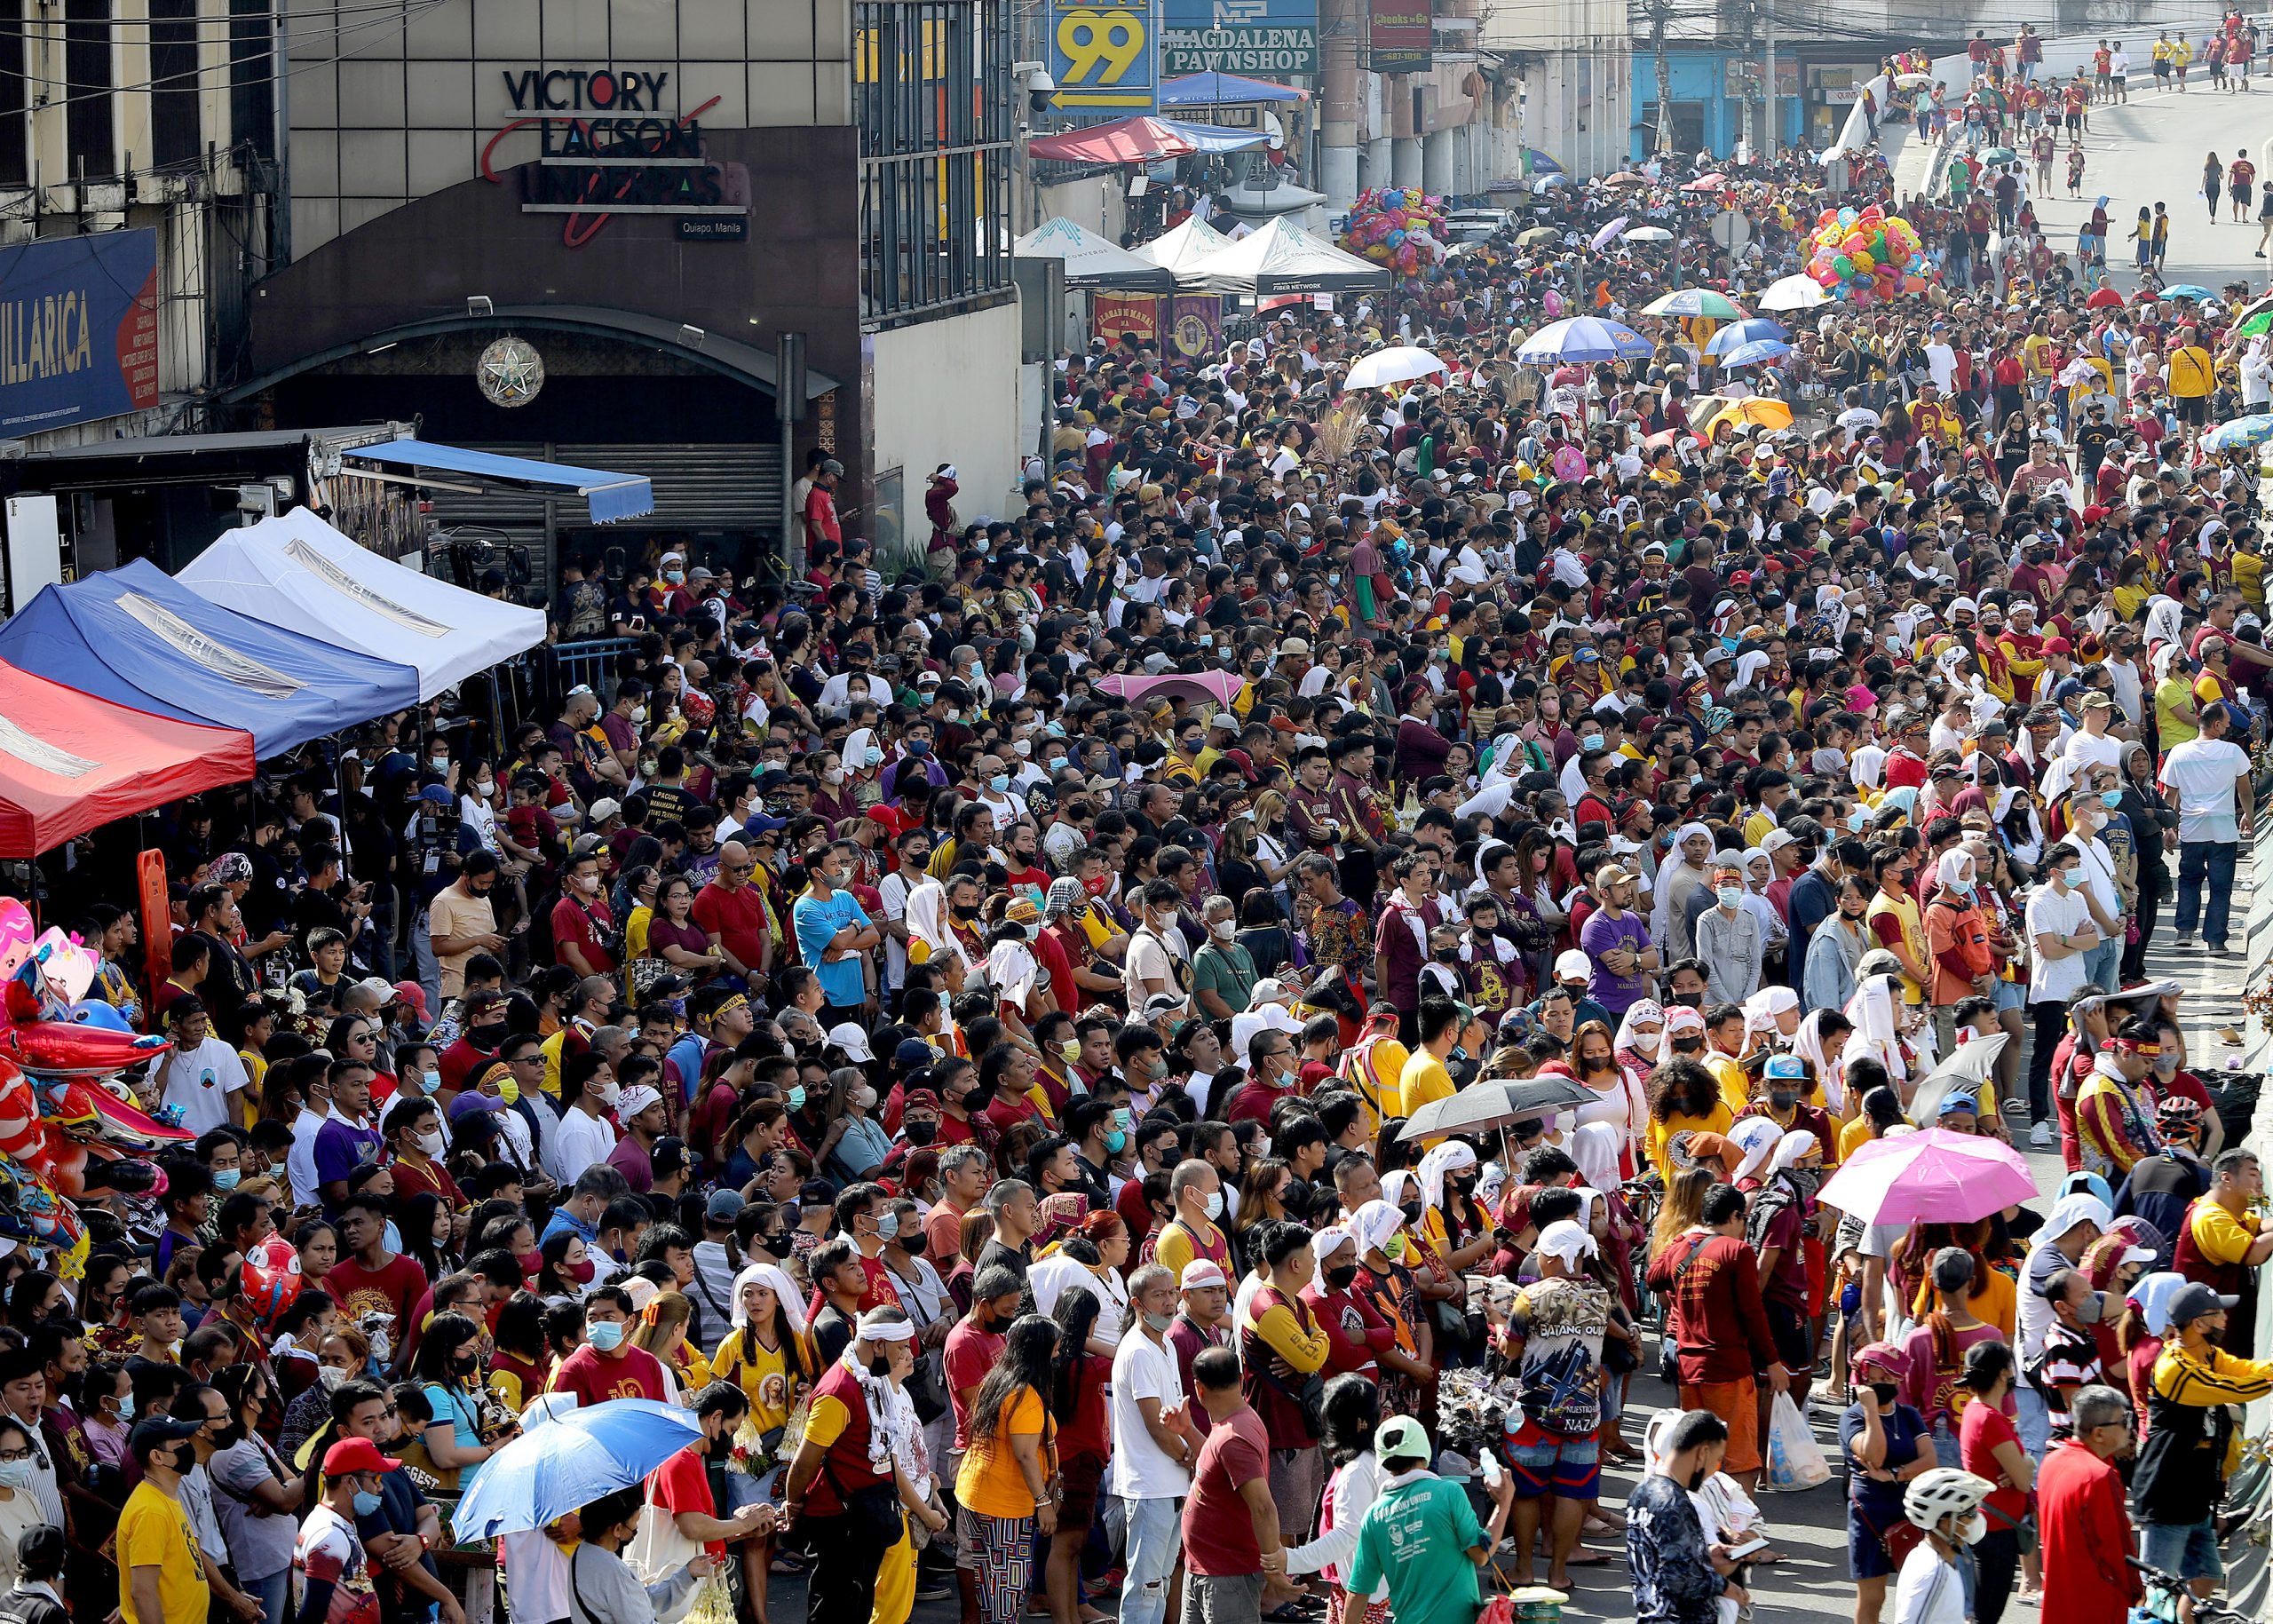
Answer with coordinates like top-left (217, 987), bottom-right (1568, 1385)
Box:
top-left (1374, 1414), bottom-right (1431, 1464)
top-left (705, 1189), bottom-right (746, 1224)
top-left (827, 1023), bottom-right (875, 1063)
top-left (587, 797), bottom-right (624, 824)
top-left (1553, 949), bottom-right (1593, 983)
top-left (128, 1417), bottom-right (204, 1461)
top-left (1179, 1260), bottom-right (1228, 1290)
top-left (2169, 1281), bottom-right (2238, 1327)
top-left (322, 1437), bottom-right (404, 1477)
top-left (354, 977), bottom-right (399, 1005)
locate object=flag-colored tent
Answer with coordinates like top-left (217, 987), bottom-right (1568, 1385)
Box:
top-left (178, 509), bottom-right (547, 701)
top-left (0, 660), bottom-right (256, 857)
top-left (0, 558), bottom-right (423, 758)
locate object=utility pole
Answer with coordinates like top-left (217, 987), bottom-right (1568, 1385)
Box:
top-left (1651, 0), bottom-right (1673, 154)
top-left (1762, 0), bottom-right (1777, 161)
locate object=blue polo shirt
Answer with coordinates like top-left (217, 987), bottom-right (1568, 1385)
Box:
top-left (793, 887), bottom-right (872, 1008)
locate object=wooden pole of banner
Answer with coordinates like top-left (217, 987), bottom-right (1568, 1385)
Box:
top-left (138, 847), bottom-right (170, 1002)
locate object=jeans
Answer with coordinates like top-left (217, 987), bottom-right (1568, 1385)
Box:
top-left (2015, 1382), bottom-right (2052, 1460)
top-left (409, 906), bottom-right (442, 1018)
top-left (247, 1569), bottom-right (290, 1624)
top-left (2081, 936), bottom-right (2122, 997)
top-left (1121, 1495), bottom-right (1183, 1624)
top-left (2026, 1000), bottom-right (2067, 1123)
top-left (2175, 840), bottom-right (2240, 946)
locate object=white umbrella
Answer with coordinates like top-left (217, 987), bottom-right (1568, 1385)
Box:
top-left (1589, 214), bottom-right (1632, 251)
top-left (1626, 226), bottom-right (1675, 242)
top-left (1759, 273), bottom-right (1831, 312)
top-left (1344, 345), bottom-right (1448, 390)
top-left (1896, 72), bottom-right (1935, 88)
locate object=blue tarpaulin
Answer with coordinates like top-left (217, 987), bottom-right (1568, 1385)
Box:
top-left (0, 558), bottom-right (423, 758)
top-left (344, 440), bottom-right (655, 523)
top-left (1157, 73), bottom-right (1307, 107)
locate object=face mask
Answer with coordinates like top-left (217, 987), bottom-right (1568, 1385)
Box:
top-left (470, 1023), bottom-right (509, 1049)
top-left (316, 1367), bottom-right (347, 1393)
top-left (851, 1085), bottom-right (878, 1111)
top-left (1687, 1463), bottom-right (1713, 1492)
top-left (1211, 919), bottom-right (1236, 939)
top-left (988, 774), bottom-right (1010, 793)
top-left (570, 1259), bottom-right (598, 1286)
top-left (1059, 1038), bottom-right (1082, 1066)
top-left (1324, 1263), bottom-right (1360, 1291)
top-left (212, 1168), bottom-right (242, 1191)
top-left (0, 1461), bottom-right (36, 1491)
top-left (422, 1068), bottom-right (441, 1092)
top-left (904, 1119), bottom-right (939, 1147)
top-left (908, 739), bottom-right (932, 757)
top-left (788, 1086), bottom-right (807, 1112)
top-left (759, 1232), bottom-right (795, 1257)
top-left (1143, 1310), bottom-right (1175, 1333)
top-left (867, 1354), bottom-right (893, 1380)
top-left (1869, 1382), bottom-right (1901, 1407)
top-left (1770, 1089), bottom-right (1799, 1112)
top-left (1951, 879), bottom-right (1976, 899)
top-left (587, 1319), bottom-right (624, 1351)
top-left (430, 755), bottom-right (450, 771)
top-left (1716, 885), bottom-right (1745, 907)
top-left (416, 1129), bottom-right (446, 1158)
top-left (1105, 1129), bottom-right (1128, 1155)
top-left (864, 745), bottom-right (884, 768)
top-left (950, 903), bottom-right (982, 922)
top-left (497, 1076), bottom-right (521, 1106)
top-left (874, 1211), bottom-right (900, 1241)
top-left (1581, 733), bottom-right (1606, 751)
top-left (1203, 1191), bottom-right (1224, 1221)
top-left (2052, 868), bottom-right (2075, 891)
top-left (1399, 1200), bottom-right (1423, 1225)
top-left (2099, 789), bottom-right (2124, 808)
top-left (352, 1488), bottom-right (385, 1517)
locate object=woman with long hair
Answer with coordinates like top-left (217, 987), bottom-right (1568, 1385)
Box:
top-left (1957, 1340), bottom-right (2033, 1624)
top-left (1042, 1288), bottom-right (1110, 1624)
top-left (413, 1310), bottom-right (509, 1488)
top-left (1570, 1018), bottom-right (1647, 1175)
top-left (1281, 1374), bottom-right (1392, 1620)
top-left (954, 1315), bottom-right (1061, 1624)
top-left (1643, 1057), bottom-right (1734, 1179)
top-left (535, 1231), bottom-right (594, 1305)
top-left (1649, 1164), bottom-right (1716, 1256)
top-left (281, 1324), bottom-right (369, 1467)
top-left (630, 1289), bottom-right (714, 1396)
top-left (487, 1290), bottom-right (552, 1412)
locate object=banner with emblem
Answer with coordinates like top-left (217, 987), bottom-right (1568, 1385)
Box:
top-left (1167, 295), bottom-right (1223, 362)
top-left (1093, 291), bottom-right (1165, 345)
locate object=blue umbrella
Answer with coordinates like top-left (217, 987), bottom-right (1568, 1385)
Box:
top-left (1718, 338), bottom-right (1794, 368)
top-left (1516, 316), bottom-right (1653, 364)
top-left (2160, 284), bottom-right (2214, 301)
top-left (1704, 319), bottom-right (1791, 355)
top-left (2203, 414), bottom-right (2273, 453)
top-left (451, 1397), bottom-right (704, 1541)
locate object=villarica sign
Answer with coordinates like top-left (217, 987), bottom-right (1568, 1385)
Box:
top-left (479, 66), bottom-right (751, 250)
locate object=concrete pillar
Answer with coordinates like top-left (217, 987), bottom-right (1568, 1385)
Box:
top-left (1320, 0), bottom-right (1362, 210)
top-left (1422, 129), bottom-right (1454, 194)
top-left (1390, 76), bottom-right (1422, 187)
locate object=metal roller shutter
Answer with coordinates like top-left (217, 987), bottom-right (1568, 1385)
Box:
top-left (424, 444), bottom-right (783, 535)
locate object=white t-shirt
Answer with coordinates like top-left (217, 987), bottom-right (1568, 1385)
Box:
top-left (2158, 736), bottom-right (2251, 843)
top-left (547, 1105), bottom-right (618, 1186)
top-left (289, 1103), bottom-right (336, 1210)
top-left (1028, 1255), bottom-right (1128, 1343)
top-left (1892, 1544), bottom-right (1968, 1624)
top-left (1107, 1329), bottom-right (1192, 1501)
top-left (1121, 927), bottom-right (1188, 1009)
top-left (2024, 883), bottom-right (2094, 1003)
top-left (161, 1035), bottom-right (248, 1136)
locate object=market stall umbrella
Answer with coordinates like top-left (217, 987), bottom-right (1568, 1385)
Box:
top-left (1398, 1077), bottom-right (1597, 1142)
top-left (451, 1398), bottom-right (703, 1541)
top-left (1343, 345), bottom-right (1449, 390)
top-left (1704, 319), bottom-right (1791, 354)
top-left (1815, 1128), bottom-right (2036, 1226)
top-left (1643, 289), bottom-right (1746, 319)
top-left (2158, 283), bottom-right (2214, 302)
top-left (1517, 226), bottom-right (1560, 247)
top-left (1014, 216), bottom-right (1178, 289)
top-left (2204, 415), bottom-right (2273, 454)
top-left (1718, 338), bottom-right (1793, 368)
top-left (2086, 286), bottom-right (2127, 308)
top-left (1602, 172), bottom-right (1647, 187)
top-left (1680, 173), bottom-right (1729, 192)
top-left (1589, 215), bottom-right (1632, 250)
top-left (1979, 146), bottom-right (2016, 165)
top-left (1691, 395), bottom-right (1795, 436)
top-left (1515, 316), bottom-right (1654, 364)
top-left (0, 660), bottom-right (257, 860)
top-left (1523, 147), bottom-right (1566, 174)
top-left (1905, 1033), bottom-right (2009, 1127)
top-left (1759, 273), bottom-right (1831, 312)
top-left (1625, 225), bottom-right (1675, 242)
top-left (1027, 116), bottom-right (1198, 165)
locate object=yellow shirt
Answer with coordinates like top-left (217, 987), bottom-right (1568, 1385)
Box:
top-left (1704, 1053), bottom-right (1752, 1119)
top-left (954, 1387), bottom-right (1049, 1517)
top-left (2189, 1200), bottom-right (2261, 1268)
top-left (1152, 1214), bottom-right (1230, 1280)
top-left (622, 905), bottom-right (654, 999)
top-left (2168, 345), bottom-right (2215, 399)
top-left (1397, 1050), bottom-right (1456, 1121)
top-left (1838, 1116), bottom-right (1877, 1162)
top-left (1644, 1103), bottom-right (1734, 1179)
top-left (116, 1480), bottom-right (209, 1624)
top-left (711, 1327), bottom-right (810, 1434)
top-left (1865, 890), bottom-right (1929, 1004)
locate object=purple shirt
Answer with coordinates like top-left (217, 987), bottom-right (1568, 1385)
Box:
top-left (1580, 907), bottom-right (1653, 1016)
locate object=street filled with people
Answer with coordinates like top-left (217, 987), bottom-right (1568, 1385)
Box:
top-left (8, 23), bottom-right (2273, 1624)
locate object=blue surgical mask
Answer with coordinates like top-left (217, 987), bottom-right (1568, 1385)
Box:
top-left (1105, 1129), bottom-right (1128, 1155)
top-left (212, 1168), bottom-right (242, 1191)
top-left (908, 740), bottom-right (932, 757)
top-left (864, 746), bottom-right (883, 768)
top-left (423, 1068), bottom-right (442, 1091)
top-left (1848, 808), bottom-right (1869, 833)
top-left (874, 1210), bottom-right (900, 1241)
top-left (2100, 789), bottom-right (2123, 808)
top-left (1716, 884), bottom-right (1746, 907)
top-left (1582, 733), bottom-right (1606, 752)
top-left (989, 774), bottom-right (1011, 793)
top-left (788, 1086), bottom-right (807, 1112)
top-left (117, 1392), bottom-right (135, 1422)
top-left (352, 1489), bottom-right (384, 1517)
top-left (1204, 1190), bottom-right (1224, 1221)
top-left (587, 1321), bottom-right (626, 1352)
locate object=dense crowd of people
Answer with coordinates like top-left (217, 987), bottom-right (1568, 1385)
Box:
top-left (8, 31), bottom-right (2273, 1624)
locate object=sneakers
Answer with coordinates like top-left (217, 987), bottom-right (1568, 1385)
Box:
top-left (2031, 1120), bottom-right (2055, 1149)
top-left (2174, 933), bottom-right (2196, 947)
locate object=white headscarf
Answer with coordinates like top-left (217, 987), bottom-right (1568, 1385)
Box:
top-left (1570, 1121), bottom-right (1623, 1194)
top-left (731, 1262), bottom-right (808, 1337)
top-left (1844, 972), bottom-right (1906, 1079)
top-left (1536, 1219), bottom-right (1600, 1268)
top-left (1743, 985), bottom-right (1799, 1037)
top-left (1614, 998), bottom-right (1666, 1065)
top-left (1417, 1141), bottom-right (1478, 1214)
top-left (1350, 1199), bottom-right (1405, 1259)
top-left (1936, 848), bottom-right (1977, 891)
top-left (1768, 1129), bottom-right (1819, 1174)
top-left (1728, 1114), bottom-right (1784, 1182)
top-left (986, 939), bottom-right (1040, 1008)
top-left (905, 879), bottom-right (972, 972)
top-left (1793, 1010), bottom-right (1847, 1113)
top-left (1310, 1224), bottom-right (1356, 1271)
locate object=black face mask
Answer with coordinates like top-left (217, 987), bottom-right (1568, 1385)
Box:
top-left (867, 1355), bottom-right (893, 1380)
top-left (1668, 993), bottom-right (1704, 1010)
top-left (1687, 1463), bottom-right (1713, 1492)
top-left (1770, 1090), bottom-right (1799, 1112)
top-left (469, 1023), bottom-right (509, 1049)
top-left (1432, 948), bottom-right (1461, 963)
top-left (1869, 1382), bottom-right (1901, 1408)
top-left (759, 1232), bottom-right (795, 1258)
top-left (904, 1119), bottom-right (939, 1146)
top-left (899, 1231), bottom-right (931, 1258)
top-left (1398, 1200), bottom-right (1423, 1224)
top-left (213, 1421), bottom-right (247, 1451)
top-left (1323, 1263), bottom-right (1360, 1290)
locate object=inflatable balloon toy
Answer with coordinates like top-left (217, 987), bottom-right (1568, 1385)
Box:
top-left (28, 930), bottom-right (96, 1004)
top-left (0, 901), bottom-right (35, 983)
top-left (0, 1058), bottom-right (50, 1168)
top-left (0, 956), bottom-right (170, 1077)
top-left (242, 1233), bottom-right (305, 1324)
top-left (67, 999), bottom-right (131, 1033)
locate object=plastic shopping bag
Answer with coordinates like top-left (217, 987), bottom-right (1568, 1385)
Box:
top-left (1763, 1391), bottom-right (1831, 1491)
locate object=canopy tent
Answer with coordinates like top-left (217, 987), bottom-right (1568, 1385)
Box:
top-left (1014, 218), bottom-right (1177, 289)
top-left (0, 558), bottom-right (423, 758)
top-left (1157, 116), bottom-right (1271, 154)
top-left (0, 661), bottom-right (256, 859)
top-left (1028, 117), bottom-right (1203, 165)
top-left (1157, 73), bottom-right (1307, 106)
top-left (178, 509), bottom-right (548, 701)
top-left (1179, 216), bottom-right (1390, 295)
top-left (1128, 215), bottom-right (1237, 276)
top-left (339, 440), bottom-right (654, 523)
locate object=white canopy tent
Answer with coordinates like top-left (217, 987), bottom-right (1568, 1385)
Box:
top-left (177, 507), bottom-right (547, 701)
top-left (1128, 215), bottom-right (1236, 278)
top-left (1179, 216), bottom-right (1390, 295)
top-left (1015, 217), bottom-right (1176, 289)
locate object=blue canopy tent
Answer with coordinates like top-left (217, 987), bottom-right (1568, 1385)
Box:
top-left (0, 558), bottom-right (423, 758)
top-left (340, 440), bottom-right (655, 523)
top-left (1158, 73), bottom-right (1307, 107)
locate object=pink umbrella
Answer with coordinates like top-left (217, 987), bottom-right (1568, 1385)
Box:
top-left (1814, 1129), bottom-right (2037, 1226)
top-left (1095, 670), bottom-right (1246, 707)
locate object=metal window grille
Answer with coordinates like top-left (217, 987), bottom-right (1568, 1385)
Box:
top-left (854, 0), bottom-right (1013, 326)
top-left (228, 0), bottom-right (276, 162)
top-left (64, 0), bottom-right (115, 181)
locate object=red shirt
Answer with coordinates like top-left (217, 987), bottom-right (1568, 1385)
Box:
top-left (2038, 1438), bottom-right (2143, 1624)
top-left (324, 1252), bottom-right (430, 1342)
top-left (1643, 1232), bottom-right (1780, 1385)
top-left (692, 881), bottom-right (768, 972)
top-left (649, 1445), bottom-right (728, 1556)
top-left (1182, 1404), bottom-right (1270, 1576)
top-left (943, 1320), bottom-right (1005, 1450)
top-left (550, 1343), bottom-right (669, 1407)
top-left (550, 894), bottom-right (616, 974)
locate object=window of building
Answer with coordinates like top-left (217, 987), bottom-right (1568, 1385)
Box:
top-left (150, 0), bottom-right (200, 169)
top-left (854, 0), bottom-right (1012, 326)
top-left (64, 0), bottom-right (115, 181)
top-left (0, 2), bottom-right (26, 188)
top-left (229, 0), bottom-right (275, 162)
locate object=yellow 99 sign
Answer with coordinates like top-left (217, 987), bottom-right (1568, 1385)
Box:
top-left (1050, 0), bottom-right (1155, 112)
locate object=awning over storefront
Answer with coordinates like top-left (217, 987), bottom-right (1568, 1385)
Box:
top-left (341, 440), bottom-right (656, 523)
top-left (0, 661), bottom-right (257, 859)
top-left (1158, 73), bottom-right (1308, 106)
top-left (0, 559), bottom-right (423, 758)
top-left (178, 509), bottom-right (548, 701)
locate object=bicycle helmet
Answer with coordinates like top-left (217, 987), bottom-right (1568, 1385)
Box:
top-left (1902, 1467), bottom-right (1993, 1543)
top-left (2156, 1095), bottom-right (2204, 1128)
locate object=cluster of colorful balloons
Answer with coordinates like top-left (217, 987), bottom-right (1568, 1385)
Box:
top-left (1804, 205), bottom-right (1933, 305)
top-left (1341, 187), bottom-right (1446, 275)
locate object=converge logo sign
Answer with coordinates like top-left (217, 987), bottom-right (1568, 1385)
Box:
top-left (479, 67), bottom-right (751, 249)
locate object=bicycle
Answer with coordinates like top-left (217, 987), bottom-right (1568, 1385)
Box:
top-left (2127, 1556), bottom-right (2257, 1624)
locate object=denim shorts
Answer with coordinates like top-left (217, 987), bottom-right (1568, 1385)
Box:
top-left (2142, 1517), bottom-right (2223, 1582)
top-left (1992, 979), bottom-right (2027, 1013)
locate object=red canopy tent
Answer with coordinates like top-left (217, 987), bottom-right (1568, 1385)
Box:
top-left (0, 660), bottom-right (256, 858)
top-left (1027, 117), bottom-right (1199, 165)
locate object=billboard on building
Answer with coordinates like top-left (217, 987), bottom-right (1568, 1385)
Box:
top-left (1369, 2), bottom-right (1431, 74)
top-left (1050, 0), bottom-right (1159, 119)
top-left (1161, 1), bottom-right (1319, 76)
top-left (0, 230), bottom-right (161, 436)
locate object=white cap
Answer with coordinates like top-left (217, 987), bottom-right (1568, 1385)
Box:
top-left (1554, 949), bottom-right (1593, 983)
top-left (1179, 1260), bottom-right (1228, 1290)
top-left (587, 797), bottom-right (623, 824)
top-left (615, 1085), bottom-right (664, 1121)
top-left (827, 1023), bottom-right (875, 1064)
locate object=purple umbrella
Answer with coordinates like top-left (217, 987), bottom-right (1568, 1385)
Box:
top-left (1589, 215), bottom-right (1631, 251)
